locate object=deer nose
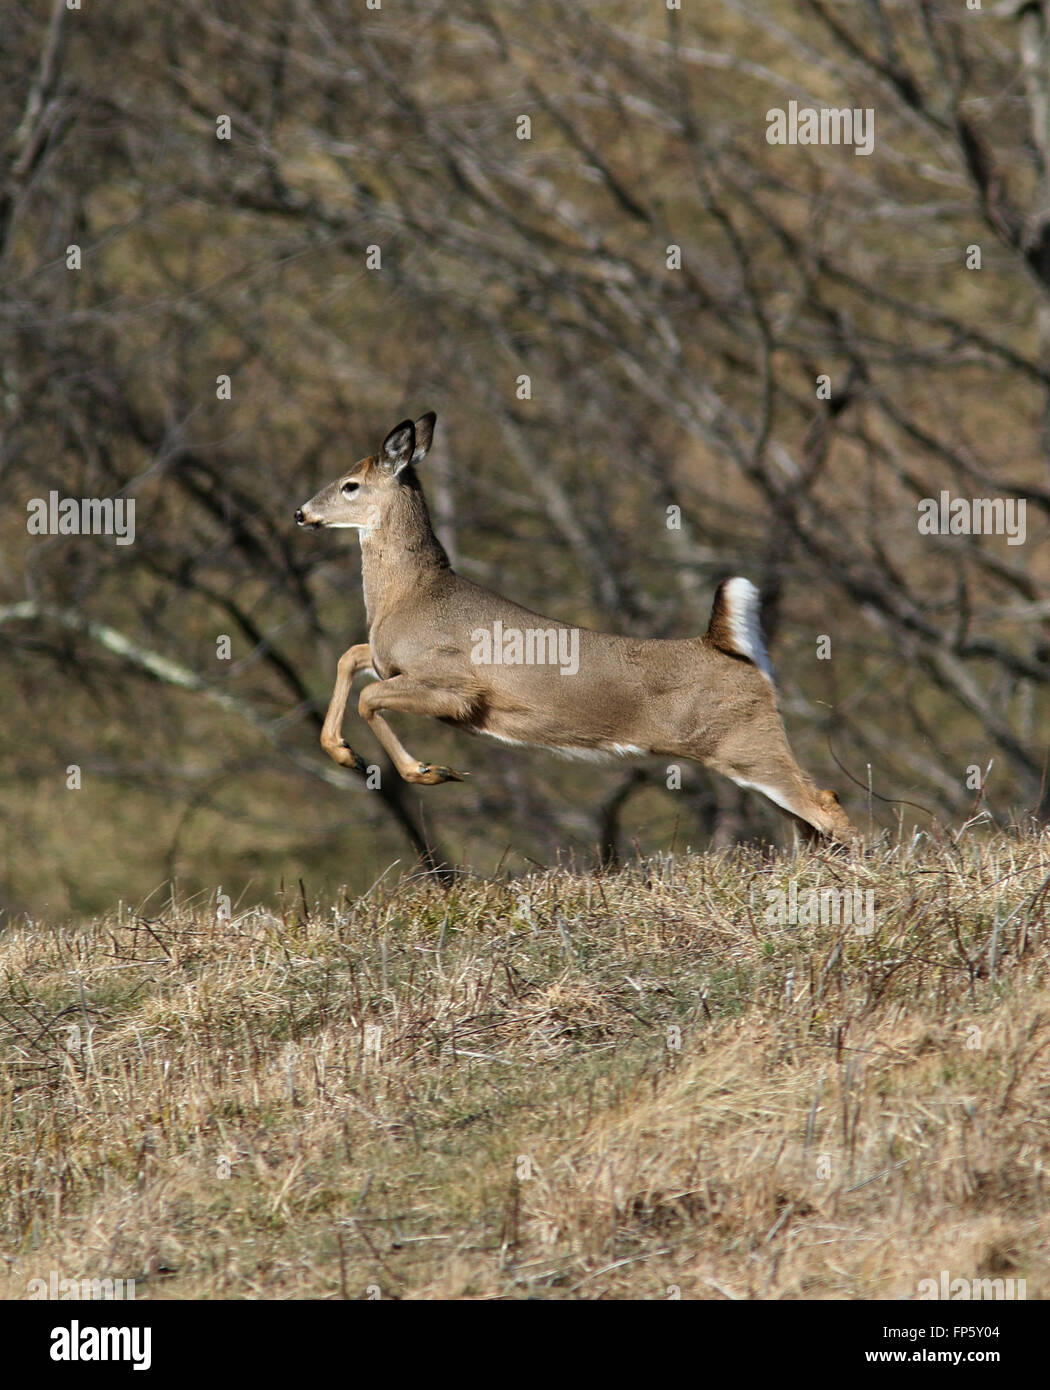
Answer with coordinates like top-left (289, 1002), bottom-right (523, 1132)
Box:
top-left (294, 508), bottom-right (304, 525)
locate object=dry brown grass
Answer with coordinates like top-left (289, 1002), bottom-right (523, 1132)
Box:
top-left (1, 826), bottom-right (1048, 1299)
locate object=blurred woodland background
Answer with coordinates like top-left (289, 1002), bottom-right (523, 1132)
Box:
top-left (2, 0), bottom-right (1048, 917)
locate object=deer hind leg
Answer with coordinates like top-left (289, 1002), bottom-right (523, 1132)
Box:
top-left (358, 676), bottom-right (472, 785)
top-left (701, 719), bottom-right (858, 845)
top-left (732, 769), bottom-right (857, 845)
top-left (320, 643), bottom-right (375, 772)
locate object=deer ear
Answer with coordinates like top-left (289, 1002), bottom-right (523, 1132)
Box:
top-left (412, 412), bottom-right (436, 463)
top-left (378, 419), bottom-right (416, 474)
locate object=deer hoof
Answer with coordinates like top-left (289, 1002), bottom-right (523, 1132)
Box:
top-left (414, 763), bottom-right (467, 784)
top-left (345, 744), bottom-right (368, 774)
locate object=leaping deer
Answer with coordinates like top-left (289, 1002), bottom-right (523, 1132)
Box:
top-left (296, 413), bottom-right (857, 844)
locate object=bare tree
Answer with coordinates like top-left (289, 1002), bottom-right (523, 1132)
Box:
top-left (2, 0), bottom-right (1047, 912)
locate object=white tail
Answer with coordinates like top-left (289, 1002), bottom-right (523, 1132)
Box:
top-left (296, 414), bottom-right (857, 843)
top-left (706, 577), bottom-right (773, 678)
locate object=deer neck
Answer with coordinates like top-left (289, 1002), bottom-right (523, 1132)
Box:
top-left (359, 473), bottom-right (451, 626)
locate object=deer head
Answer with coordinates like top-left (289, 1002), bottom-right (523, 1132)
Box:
top-left (295, 412), bottom-right (436, 534)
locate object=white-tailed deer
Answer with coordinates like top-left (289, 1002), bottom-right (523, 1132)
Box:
top-left (296, 413), bottom-right (857, 843)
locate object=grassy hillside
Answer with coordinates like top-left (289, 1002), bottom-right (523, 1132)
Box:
top-left (2, 827), bottom-right (1047, 1300)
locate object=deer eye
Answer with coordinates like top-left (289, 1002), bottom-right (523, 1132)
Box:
top-left (341, 480), bottom-right (359, 496)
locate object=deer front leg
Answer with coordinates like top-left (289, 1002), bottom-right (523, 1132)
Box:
top-left (320, 643), bottom-right (375, 772)
top-left (358, 675), bottom-right (471, 785)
